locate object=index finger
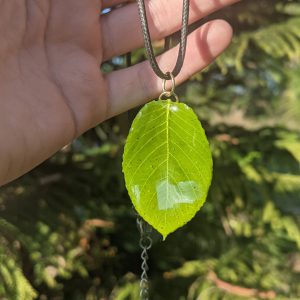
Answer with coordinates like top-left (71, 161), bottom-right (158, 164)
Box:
top-left (101, 0), bottom-right (240, 60)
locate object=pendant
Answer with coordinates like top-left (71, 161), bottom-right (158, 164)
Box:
top-left (122, 96), bottom-right (213, 240)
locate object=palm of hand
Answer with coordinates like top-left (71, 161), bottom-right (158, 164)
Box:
top-left (1, 1), bottom-right (107, 182)
top-left (7, 1), bottom-right (106, 133)
top-left (0, 0), bottom-right (236, 184)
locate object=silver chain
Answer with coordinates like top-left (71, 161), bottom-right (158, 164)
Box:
top-left (136, 216), bottom-right (153, 300)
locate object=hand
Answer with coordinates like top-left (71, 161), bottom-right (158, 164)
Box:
top-left (0, 0), bottom-right (237, 185)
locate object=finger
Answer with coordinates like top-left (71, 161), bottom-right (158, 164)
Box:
top-left (102, 0), bottom-right (239, 60)
top-left (105, 20), bottom-right (232, 119)
top-left (102, 0), bottom-right (134, 9)
top-left (47, 0), bottom-right (102, 59)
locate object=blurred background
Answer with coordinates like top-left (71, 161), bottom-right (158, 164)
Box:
top-left (1, 0), bottom-right (300, 299)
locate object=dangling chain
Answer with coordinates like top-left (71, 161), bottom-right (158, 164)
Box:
top-left (136, 216), bottom-right (153, 300)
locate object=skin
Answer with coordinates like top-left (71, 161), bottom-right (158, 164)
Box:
top-left (0, 0), bottom-right (239, 186)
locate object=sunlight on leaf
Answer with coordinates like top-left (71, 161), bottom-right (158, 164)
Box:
top-left (123, 100), bottom-right (213, 239)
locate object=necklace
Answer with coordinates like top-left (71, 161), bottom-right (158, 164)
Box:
top-left (136, 0), bottom-right (190, 80)
top-left (122, 1), bottom-right (213, 298)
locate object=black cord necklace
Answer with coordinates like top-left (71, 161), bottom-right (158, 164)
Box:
top-left (122, 1), bottom-right (213, 299)
top-left (136, 0), bottom-right (190, 80)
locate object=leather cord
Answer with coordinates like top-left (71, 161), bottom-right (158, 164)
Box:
top-left (136, 0), bottom-right (190, 80)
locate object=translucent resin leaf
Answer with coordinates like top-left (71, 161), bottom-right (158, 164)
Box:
top-left (122, 100), bottom-right (213, 239)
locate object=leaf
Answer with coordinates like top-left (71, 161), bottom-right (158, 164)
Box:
top-left (122, 100), bottom-right (213, 239)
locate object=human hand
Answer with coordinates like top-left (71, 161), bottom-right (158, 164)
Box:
top-left (0, 0), bottom-right (238, 185)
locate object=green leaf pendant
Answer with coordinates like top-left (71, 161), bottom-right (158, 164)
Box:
top-left (122, 99), bottom-right (213, 239)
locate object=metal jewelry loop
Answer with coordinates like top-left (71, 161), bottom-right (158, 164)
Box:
top-left (159, 92), bottom-right (179, 102)
top-left (162, 72), bottom-right (175, 94)
top-left (159, 72), bottom-right (179, 102)
top-left (139, 236), bottom-right (152, 250)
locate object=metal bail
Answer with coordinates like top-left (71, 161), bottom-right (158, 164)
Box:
top-left (159, 72), bottom-right (179, 102)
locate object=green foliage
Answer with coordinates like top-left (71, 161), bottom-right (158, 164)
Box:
top-left (1, 0), bottom-right (300, 299)
top-left (123, 100), bottom-right (212, 239)
top-left (219, 15), bottom-right (300, 73)
top-left (163, 127), bottom-right (300, 299)
top-left (0, 219), bottom-right (37, 300)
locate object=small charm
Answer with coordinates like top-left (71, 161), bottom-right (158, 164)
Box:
top-left (123, 97), bottom-right (213, 239)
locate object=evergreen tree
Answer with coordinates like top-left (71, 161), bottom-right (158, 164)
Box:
top-left (1, 0), bottom-right (300, 299)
